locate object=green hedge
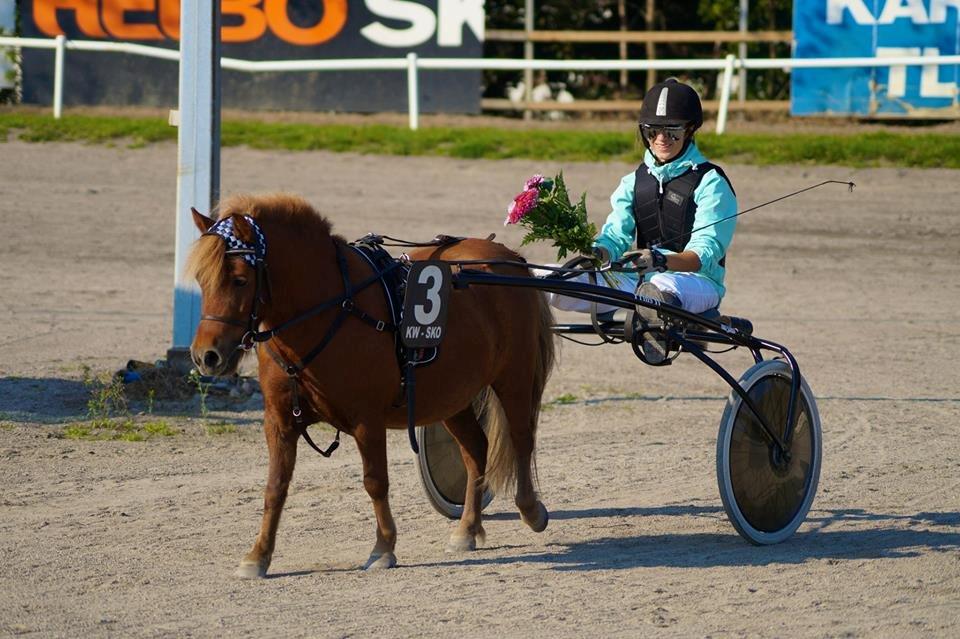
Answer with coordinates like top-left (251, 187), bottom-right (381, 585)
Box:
top-left (2, 112), bottom-right (958, 168)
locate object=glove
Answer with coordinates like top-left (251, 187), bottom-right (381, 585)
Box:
top-left (590, 245), bottom-right (610, 264)
top-left (615, 248), bottom-right (668, 274)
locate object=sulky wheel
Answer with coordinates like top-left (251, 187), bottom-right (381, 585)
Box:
top-left (415, 424), bottom-right (494, 519)
top-left (716, 359), bottom-right (822, 545)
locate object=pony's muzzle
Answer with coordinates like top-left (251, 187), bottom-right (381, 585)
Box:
top-left (191, 344), bottom-right (237, 377)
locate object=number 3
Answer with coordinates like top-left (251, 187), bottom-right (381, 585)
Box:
top-left (414, 265), bottom-right (442, 325)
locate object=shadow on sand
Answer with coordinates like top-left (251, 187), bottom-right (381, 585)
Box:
top-left (424, 505), bottom-right (960, 571)
top-left (0, 376), bottom-right (261, 424)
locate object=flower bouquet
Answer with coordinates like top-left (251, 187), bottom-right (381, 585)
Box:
top-left (504, 173), bottom-right (597, 260)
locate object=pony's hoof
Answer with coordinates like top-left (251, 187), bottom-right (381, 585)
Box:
top-left (364, 552), bottom-right (397, 571)
top-left (521, 501), bottom-right (549, 533)
top-left (446, 534), bottom-right (477, 553)
top-left (235, 559), bottom-right (267, 579)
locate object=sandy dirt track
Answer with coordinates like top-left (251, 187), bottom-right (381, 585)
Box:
top-left (1, 140), bottom-right (960, 637)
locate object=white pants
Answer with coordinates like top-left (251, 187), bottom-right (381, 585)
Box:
top-left (535, 269), bottom-right (720, 314)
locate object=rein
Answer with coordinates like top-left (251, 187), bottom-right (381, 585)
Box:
top-left (200, 222), bottom-right (520, 458)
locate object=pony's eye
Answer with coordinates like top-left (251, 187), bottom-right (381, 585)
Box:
top-left (232, 276), bottom-right (248, 288)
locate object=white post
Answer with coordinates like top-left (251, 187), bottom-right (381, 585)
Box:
top-left (53, 34), bottom-right (65, 119)
top-left (407, 52), bottom-right (419, 131)
top-left (716, 54), bottom-right (735, 135)
top-left (738, 0), bottom-right (748, 103)
top-left (171, 0), bottom-right (220, 367)
top-left (523, 0), bottom-right (533, 120)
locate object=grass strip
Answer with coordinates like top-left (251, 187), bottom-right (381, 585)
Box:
top-left (3, 111), bottom-right (959, 168)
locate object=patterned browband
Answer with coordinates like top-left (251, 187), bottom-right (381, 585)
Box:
top-left (204, 215), bottom-right (267, 268)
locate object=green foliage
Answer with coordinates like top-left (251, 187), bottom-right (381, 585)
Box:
top-left (696, 132), bottom-right (960, 168)
top-left (697, 0), bottom-right (791, 31)
top-left (61, 366), bottom-right (179, 440)
top-left (62, 419), bottom-right (178, 441)
top-left (82, 366), bottom-right (128, 425)
top-left (0, 19), bottom-right (17, 104)
top-left (188, 370), bottom-right (211, 418)
top-left (483, 0), bottom-right (792, 100)
top-left (3, 112), bottom-right (959, 168)
top-left (551, 393), bottom-right (579, 405)
top-left (0, 113), bottom-right (175, 145)
top-left (511, 172), bottom-right (598, 259)
top-left (62, 424), bottom-right (95, 439)
top-left (143, 420), bottom-right (178, 437)
top-left (205, 422), bottom-right (237, 436)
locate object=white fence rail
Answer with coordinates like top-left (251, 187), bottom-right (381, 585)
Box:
top-left (2, 35), bottom-right (959, 133)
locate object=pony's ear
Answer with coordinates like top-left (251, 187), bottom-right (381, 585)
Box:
top-left (232, 214), bottom-right (255, 243)
top-left (191, 207), bottom-right (215, 233)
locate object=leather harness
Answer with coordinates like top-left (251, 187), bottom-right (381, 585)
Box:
top-left (199, 217), bottom-right (455, 457)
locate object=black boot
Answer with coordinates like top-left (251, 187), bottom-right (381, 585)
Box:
top-left (633, 282), bottom-right (681, 364)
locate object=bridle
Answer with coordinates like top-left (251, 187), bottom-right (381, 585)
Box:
top-left (199, 215), bottom-right (270, 350)
top-left (199, 214), bottom-right (398, 456)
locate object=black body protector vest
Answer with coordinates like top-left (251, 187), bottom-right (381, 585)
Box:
top-left (632, 162), bottom-right (735, 265)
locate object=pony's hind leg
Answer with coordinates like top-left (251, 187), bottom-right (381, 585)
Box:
top-left (237, 416), bottom-right (299, 579)
top-left (489, 381), bottom-right (549, 534)
top-left (441, 406), bottom-right (489, 552)
top-left (353, 421), bottom-right (398, 570)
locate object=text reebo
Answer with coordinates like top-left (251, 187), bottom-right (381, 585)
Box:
top-left (32, 0), bottom-right (483, 46)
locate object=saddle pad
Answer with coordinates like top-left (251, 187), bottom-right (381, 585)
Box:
top-left (349, 241), bottom-right (438, 368)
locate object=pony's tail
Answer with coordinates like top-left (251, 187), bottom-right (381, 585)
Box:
top-left (529, 289), bottom-right (557, 439)
top-left (474, 387), bottom-right (512, 496)
top-left (481, 290), bottom-right (557, 496)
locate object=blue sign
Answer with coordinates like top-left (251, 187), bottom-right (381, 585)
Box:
top-left (793, 0), bottom-right (960, 116)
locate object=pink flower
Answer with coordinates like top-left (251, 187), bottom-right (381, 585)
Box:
top-left (524, 174), bottom-right (545, 190)
top-left (505, 187), bottom-right (539, 225)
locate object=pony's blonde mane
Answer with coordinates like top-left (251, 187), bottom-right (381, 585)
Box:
top-left (186, 193), bottom-right (333, 290)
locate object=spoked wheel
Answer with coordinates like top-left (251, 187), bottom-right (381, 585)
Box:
top-left (717, 359), bottom-right (822, 545)
top-left (416, 424), bottom-right (495, 519)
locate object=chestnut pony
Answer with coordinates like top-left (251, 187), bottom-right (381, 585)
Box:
top-left (187, 193), bottom-right (556, 577)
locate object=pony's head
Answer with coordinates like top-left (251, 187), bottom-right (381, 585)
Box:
top-left (186, 193), bottom-right (334, 376)
top-left (187, 205), bottom-right (265, 376)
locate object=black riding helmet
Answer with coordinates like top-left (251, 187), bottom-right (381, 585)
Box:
top-left (638, 79), bottom-right (703, 159)
top-left (639, 78), bottom-right (704, 129)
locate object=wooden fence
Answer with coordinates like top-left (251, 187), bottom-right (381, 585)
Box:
top-left (483, 29), bottom-right (793, 115)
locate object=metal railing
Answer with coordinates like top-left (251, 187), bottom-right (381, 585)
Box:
top-left (2, 35), bottom-right (959, 133)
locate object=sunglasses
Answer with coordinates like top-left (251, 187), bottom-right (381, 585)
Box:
top-left (639, 124), bottom-right (687, 142)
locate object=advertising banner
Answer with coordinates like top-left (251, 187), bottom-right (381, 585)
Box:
top-left (19, 0), bottom-right (484, 112)
top-left (792, 0), bottom-right (960, 117)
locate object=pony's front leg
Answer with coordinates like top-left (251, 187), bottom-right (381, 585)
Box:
top-left (236, 415), bottom-right (299, 579)
top-left (353, 421), bottom-right (397, 570)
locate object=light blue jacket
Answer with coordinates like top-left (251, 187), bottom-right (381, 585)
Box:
top-left (592, 141), bottom-right (738, 299)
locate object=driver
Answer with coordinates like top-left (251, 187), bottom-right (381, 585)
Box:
top-left (546, 78), bottom-right (738, 319)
